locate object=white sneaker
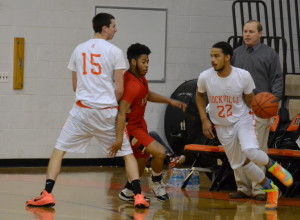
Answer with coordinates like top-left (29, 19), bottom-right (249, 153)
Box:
top-left (149, 181), bottom-right (170, 202)
top-left (118, 188), bottom-right (150, 203)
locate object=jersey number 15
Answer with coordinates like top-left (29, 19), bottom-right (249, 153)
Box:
top-left (82, 53), bottom-right (102, 75)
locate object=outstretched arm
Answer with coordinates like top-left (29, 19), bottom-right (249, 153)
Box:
top-left (148, 90), bottom-right (187, 111)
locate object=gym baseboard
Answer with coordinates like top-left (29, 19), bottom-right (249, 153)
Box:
top-left (0, 158), bottom-right (125, 167)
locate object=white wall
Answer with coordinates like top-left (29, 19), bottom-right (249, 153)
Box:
top-left (0, 0), bottom-right (233, 159)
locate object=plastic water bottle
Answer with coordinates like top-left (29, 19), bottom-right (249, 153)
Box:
top-left (184, 169), bottom-right (193, 189)
top-left (191, 171), bottom-right (200, 189)
top-left (167, 169), bottom-right (176, 187)
top-left (169, 168), bottom-right (184, 188)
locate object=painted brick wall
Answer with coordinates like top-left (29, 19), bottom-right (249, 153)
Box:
top-left (0, 0), bottom-right (233, 158)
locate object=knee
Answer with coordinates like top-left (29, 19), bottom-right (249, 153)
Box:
top-left (243, 148), bottom-right (259, 161)
top-left (243, 148), bottom-right (268, 166)
top-left (153, 146), bottom-right (166, 160)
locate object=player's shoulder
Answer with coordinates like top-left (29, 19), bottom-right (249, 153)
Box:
top-left (199, 67), bottom-right (214, 78)
top-left (232, 66), bottom-right (252, 78)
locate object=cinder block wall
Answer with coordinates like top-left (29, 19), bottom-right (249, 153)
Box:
top-left (0, 0), bottom-right (244, 158)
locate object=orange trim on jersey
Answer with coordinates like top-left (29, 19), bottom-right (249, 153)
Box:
top-left (76, 101), bottom-right (118, 110)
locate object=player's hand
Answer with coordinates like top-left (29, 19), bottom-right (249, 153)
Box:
top-left (202, 119), bottom-right (215, 139)
top-left (170, 99), bottom-right (187, 112)
top-left (108, 141), bottom-right (122, 157)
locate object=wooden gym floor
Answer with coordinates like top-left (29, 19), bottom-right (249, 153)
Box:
top-left (0, 166), bottom-right (300, 220)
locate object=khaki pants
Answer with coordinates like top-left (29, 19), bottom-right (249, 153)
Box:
top-left (233, 117), bottom-right (270, 196)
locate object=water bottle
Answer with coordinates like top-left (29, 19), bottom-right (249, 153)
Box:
top-left (167, 169), bottom-right (176, 187)
top-left (184, 169), bottom-right (193, 189)
top-left (191, 171), bottom-right (200, 189)
top-left (169, 168), bottom-right (184, 188)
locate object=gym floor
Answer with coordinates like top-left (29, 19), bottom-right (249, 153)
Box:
top-left (1, 166), bottom-right (300, 220)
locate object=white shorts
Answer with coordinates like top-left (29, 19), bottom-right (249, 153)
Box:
top-left (54, 104), bottom-right (133, 157)
top-left (215, 113), bottom-right (259, 169)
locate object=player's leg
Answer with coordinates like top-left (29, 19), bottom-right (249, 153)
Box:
top-left (252, 117), bottom-right (270, 200)
top-left (240, 160), bottom-right (279, 209)
top-left (26, 149), bottom-right (66, 207)
top-left (144, 140), bottom-right (170, 202)
top-left (119, 156), bottom-right (151, 204)
top-left (148, 131), bottom-right (185, 169)
top-left (26, 110), bottom-right (92, 207)
top-left (123, 154), bottom-right (149, 208)
top-left (238, 117), bottom-right (292, 208)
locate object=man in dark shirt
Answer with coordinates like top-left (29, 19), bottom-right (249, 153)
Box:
top-left (230, 20), bottom-right (283, 201)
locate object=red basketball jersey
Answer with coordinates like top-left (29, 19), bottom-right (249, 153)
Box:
top-left (122, 70), bottom-right (149, 131)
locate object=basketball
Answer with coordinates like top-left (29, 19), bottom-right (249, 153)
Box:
top-left (251, 92), bottom-right (279, 119)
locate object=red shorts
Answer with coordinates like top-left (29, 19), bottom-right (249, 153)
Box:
top-left (128, 127), bottom-right (154, 159)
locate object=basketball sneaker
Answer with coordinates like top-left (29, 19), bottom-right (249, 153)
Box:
top-left (149, 180), bottom-right (170, 202)
top-left (261, 181), bottom-right (279, 210)
top-left (268, 162), bottom-right (293, 187)
top-left (26, 206), bottom-right (55, 220)
top-left (26, 190), bottom-right (55, 207)
top-left (134, 194), bottom-right (150, 209)
top-left (118, 188), bottom-right (150, 203)
top-left (168, 155), bottom-right (186, 169)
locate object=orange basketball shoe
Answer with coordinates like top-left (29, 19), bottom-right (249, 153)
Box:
top-left (134, 194), bottom-right (150, 209)
top-left (268, 162), bottom-right (293, 187)
top-left (26, 190), bottom-right (55, 207)
top-left (261, 181), bottom-right (279, 210)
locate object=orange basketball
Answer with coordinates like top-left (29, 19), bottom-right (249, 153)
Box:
top-left (251, 92), bottom-right (279, 119)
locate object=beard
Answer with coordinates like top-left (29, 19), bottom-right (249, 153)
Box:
top-left (213, 65), bottom-right (225, 72)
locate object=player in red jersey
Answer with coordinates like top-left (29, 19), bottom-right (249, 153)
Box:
top-left (109, 43), bottom-right (186, 202)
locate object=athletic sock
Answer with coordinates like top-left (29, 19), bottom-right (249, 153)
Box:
top-left (131, 179), bottom-right (142, 195)
top-left (151, 171), bottom-right (163, 182)
top-left (125, 181), bottom-right (133, 190)
top-left (45, 179), bottom-right (55, 193)
top-left (262, 178), bottom-right (272, 189)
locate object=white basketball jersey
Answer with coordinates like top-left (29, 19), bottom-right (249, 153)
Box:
top-left (68, 39), bottom-right (126, 109)
top-left (197, 66), bottom-right (255, 126)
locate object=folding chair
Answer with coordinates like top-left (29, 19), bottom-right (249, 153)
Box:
top-left (182, 136), bottom-right (236, 191)
top-left (267, 113), bottom-right (300, 197)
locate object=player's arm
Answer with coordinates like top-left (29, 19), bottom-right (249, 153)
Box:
top-left (114, 69), bottom-right (125, 101)
top-left (196, 91), bottom-right (214, 139)
top-left (108, 99), bottom-right (131, 157)
top-left (72, 71), bottom-right (77, 92)
top-left (148, 90), bottom-right (187, 111)
top-left (243, 92), bottom-right (255, 108)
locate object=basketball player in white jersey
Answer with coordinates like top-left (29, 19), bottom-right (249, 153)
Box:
top-left (26, 13), bottom-right (149, 209)
top-left (196, 41), bottom-right (293, 209)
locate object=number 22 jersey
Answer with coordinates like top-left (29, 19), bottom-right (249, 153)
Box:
top-left (197, 66), bottom-right (255, 126)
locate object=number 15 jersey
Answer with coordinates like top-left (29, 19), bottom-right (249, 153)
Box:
top-left (68, 39), bottom-right (126, 109)
top-left (197, 66), bottom-right (255, 126)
